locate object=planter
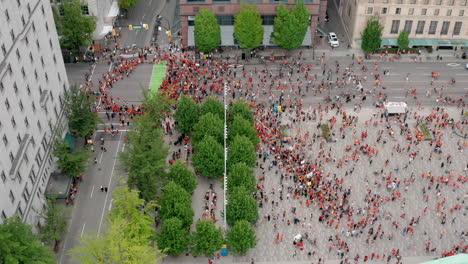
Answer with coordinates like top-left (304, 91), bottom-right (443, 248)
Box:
top-left (321, 124), bottom-right (332, 142)
top-left (419, 123), bottom-right (432, 141)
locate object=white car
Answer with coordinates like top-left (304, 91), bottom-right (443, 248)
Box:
top-left (328, 32), bottom-right (339, 48)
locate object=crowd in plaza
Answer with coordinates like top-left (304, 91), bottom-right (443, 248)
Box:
top-left (88, 43), bottom-right (467, 263)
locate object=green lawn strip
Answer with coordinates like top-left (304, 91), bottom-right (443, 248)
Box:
top-left (419, 123), bottom-right (432, 141)
top-left (321, 124), bottom-right (331, 142)
top-left (149, 61), bottom-right (167, 95)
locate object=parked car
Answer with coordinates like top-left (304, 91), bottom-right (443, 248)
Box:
top-left (328, 32), bottom-right (339, 48)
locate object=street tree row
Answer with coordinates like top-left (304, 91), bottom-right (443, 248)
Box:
top-left (194, 2), bottom-right (310, 52)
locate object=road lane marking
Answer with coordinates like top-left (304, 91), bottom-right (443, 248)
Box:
top-left (456, 73), bottom-right (468, 75)
top-left (147, 0), bottom-right (153, 7)
top-left (81, 223), bottom-right (86, 238)
top-left (122, 143), bottom-right (126, 152)
top-left (393, 96), bottom-right (406, 98)
top-left (90, 185), bottom-right (94, 199)
top-left (108, 61), bottom-right (113, 72)
top-left (99, 151), bottom-right (104, 163)
top-left (97, 133), bottom-right (123, 237)
top-left (109, 199), bottom-right (114, 211)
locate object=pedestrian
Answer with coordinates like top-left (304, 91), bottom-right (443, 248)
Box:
top-left (104, 187), bottom-right (108, 192)
top-left (100, 185), bottom-right (104, 192)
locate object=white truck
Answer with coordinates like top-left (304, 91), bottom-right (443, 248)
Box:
top-left (384, 102), bottom-right (407, 116)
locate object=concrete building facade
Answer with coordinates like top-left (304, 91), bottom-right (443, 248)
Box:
top-left (0, 0), bottom-right (69, 228)
top-left (50, 0), bottom-right (119, 40)
top-left (179, 0), bottom-right (328, 48)
top-left (339, 0), bottom-right (468, 49)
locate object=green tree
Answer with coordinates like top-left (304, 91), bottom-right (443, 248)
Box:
top-left (192, 136), bottom-right (224, 179)
top-left (141, 89), bottom-right (172, 122)
top-left (228, 135), bottom-right (256, 168)
top-left (156, 218), bottom-right (189, 256)
top-left (193, 113), bottom-right (224, 144)
top-left (109, 186), bottom-right (155, 240)
top-left (226, 220), bottom-right (256, 255)
top-left (120, 115), bottom-right (168, 202)
top-left (0, 215), bottom-right (55, 263)
top-left (228, 162), bottom-right (256, 194)
top-left (397, 30), bottom-right (410, 51)
top-left (361, 15), bottom-right (383, 54)
top-left (159, 182), bottom-right (194, 228)
top-left (56, 0), bottom-right (96, 52)
top-left (226, 187), bottom-right (258, 226)
top-left (229, 100), bottom-right (254, 124)
top-left (118, 0), bottom-right (139, 10)
top-left (53, 139), bottom-right (89, 178)
top-left (201, 97), bottom-right (224, 120)
top-left (174, 95), bottom-right (200, 135)
top-left (64, 84), bottom-right (100, 138)
top-left (194, 9), bottom-right (221, 52)
top-left (234, 4), bottom-right (264, 50)
top-left (229, 115), bottom-right (259, 147)
top-left (169, 160), bottom-right (197, 194)
top-left (190, 220), bottom-right (224, 257)
top-left (272, 1), bottom-right (310, 50)
top-left (39, 199), bottom-right (69, 250)
top-left (70, 218), bottom-right (165, 264)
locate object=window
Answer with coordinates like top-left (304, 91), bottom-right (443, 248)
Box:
top-left (14, 82), bottom-right (18, 93)
top-left (53, 55), bottom-right (57, 64)
top-left (1, 211), bottom-right (6, 221)
top-left (27, 85), bottom-right (31, 95)
top-left (368, 0), bottom-right (374, 2)
top-left (409, 8), bottom-right (414, 15)
top-left (383, 0), bottom-right (388, 3)
top-left (19, 101), bottom-right (23, 111)
top-left (434, 9), bottom-right (440, 15)
top-left (45, 22), bottom-right (49, 32)
top-left (416, 21), bottom-right (425, 34)
top-left (21, 67), bottom-right (26, 78)
top-left (1, 171), bottom-right (5, 183)
top-left (1, 44), bottom-right (6, 55)
top-left (216, 16), bottom-right (234, 25)
top-left (421, 8), bottom-right (427, 15)
top-left (404, 20), bottom-right (413, 33)
top-left (29, 52), bottom-right (34, 62)
top-left (447, 9), bottom-right (452, 16)
top-left (9, 191), bottom-right (15, 203)
top-left (0, 82), bottom-right (3, 92)
top-left (9, 152), bottom-right (14, 162)
top-left (429, 21), bottom-right (438, 34)
top-left (397, 0), bottom-right (404, 3)
top-left (10, 30), bottom-right (15, 41)
top-left (81, 5), bottom-right (89, 15)
top-left (460, 10), bottom-right (465, 16)
top-left (16, 203), bottom-right (23, 217)
top-left (34, 70), bottom-right (38, 80)
top-left (29, 168), bottom-right (36, 184)
top-left (453, 21), bottom-right (462, 35)
top-left (424, 0), bottom-right (429, 3)
top-left (5, 99), bottom-right (10, 110)
top-left (41, 5), bottom-right (45, 15)
top-left (410, 0), bottom-right (416, 3)
top-left (32, 102), bottom-right (36, 112)
top-left (262, 15), bottom-right (275, 25)
top-left (448, 0), bottom-right (454, 5)
top-left (21, 15), bottom-right (25, 26)
top-left (462, 0), bottom-right (467, 6)
top-left (391, 20), bottom-right (400, 34)
top-left (3, 135), bottom-right (8, 146)
top-left (32, 22), bottom-right (36, 32)
top-left (436, 0), bottom-right (442, 4)
top-left (395, 8), bottom-right (401, 14)
top-left (11, 117), bottom-right (16, 128)
top-left (382, 7), bottom-right (388, 14)
top-left (25, 36), bottom-right (29, 45)
top-left (24, 117), bottom-right (29, 127)
top-left (36, 39), bottom-right (40, 49)
top-left (367, 7), bottom-right (373, 14)
top-left (7, 64), bottom-right (12, 75)
top-left (440, 21), bottom-right (450, 35)
top-left (37, 120), bottom-right (42, 131)
top-left (22, 186), bottom-right (30, 202)
top-left (5, 9), bottom-right (10, 21)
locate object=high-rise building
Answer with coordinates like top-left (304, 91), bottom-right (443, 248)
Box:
top-left (0, 0), bottom-right (69, 228)
top-left (338, 0), bottom-right (468, 49)
top-left (179, 0), bottom-right (328, 48)
top-left (50, 0), bottom-right (119, 40)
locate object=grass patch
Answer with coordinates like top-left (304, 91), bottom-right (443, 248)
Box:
top-left (419, 123), bottom-right (432, 141)
top-left (321, 124), bottom-right (332, 142)
top-left (149, 61), bottom-right (167, 96)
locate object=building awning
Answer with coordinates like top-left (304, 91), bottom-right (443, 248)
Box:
top-left (422, 254), bottom-right (468, 264)
top-left (356, 38), bottom-right (468, 47)
top-left (64, 133), bottom-right (75, 150)
top-left (100, 25), bottom-right (113, 35)
top-left (108, 1), bottom-right (119, 17)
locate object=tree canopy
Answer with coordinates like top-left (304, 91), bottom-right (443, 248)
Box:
top-left (226, 187), bottom-right (258, 226)
top-left (192, 135), bottom-right (224, 179)
top-left (64, 85), bottom-right (100, 138)
top-left (272, 1), bottom-right (310, 50)
top-left (234, 4), bottom-right (264, 50)
top-left (229, 114), bottom-right (259, 147)
top-left (193, 113), bottom-right (224, 144)
top-left (226, 220), bottom-right (256, 255)
top-left (361, 15), bottom-right (383, 54)
top-left (190, 220), bottom-right (224, 257)
top-left (159, 182), bottom-right (194, 228)
top-left (201, 97), bottom-right (224, 120)
top-left (169, 160), bottom-right (197, 194)
top-left (228, 135), bottom-right (257, 169)
top-left (229, 100), bottom-right (254, 124)
top-left (228, 162), bottom-right (256, 194)
top-left (39, 199), bottom-right (69, 246)
top-left (0, 215), bottom-right (55, 264)
top-left (398, 30), bottom-right (409, 51)
top-left (156, 218), bottom-right (189, 256)
top-left (174, 95), bottom-right (200, 135)
top-left (194, 9), bottom-right (221, 52)
top-left (53, 139), bottom-right (89, 178)
top-left (118, 0), bottom-right (139, 10)
top-left (55, 0), bottom-right (96, 52)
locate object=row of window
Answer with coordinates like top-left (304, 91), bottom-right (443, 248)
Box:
top-left (389, 20), bottom-right (462, 35)
top-left (369, 0), bottom-right (467, 5)
top-left (368, 6), bottom-right (465, 16)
